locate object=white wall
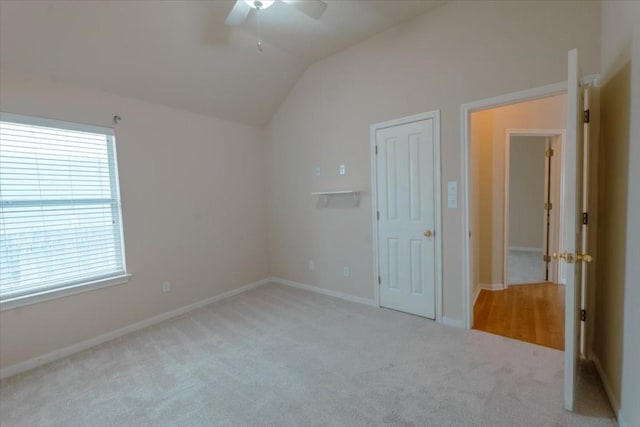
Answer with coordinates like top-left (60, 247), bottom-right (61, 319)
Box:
top-left (508, 136), bottom-right (546, 249)
top-left (0, 70), bottom-right (269, 369)
top-left (265, 0), bottom-right (600, 320)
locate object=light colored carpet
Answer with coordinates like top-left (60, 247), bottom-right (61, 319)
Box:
top-left (508, 249), bottom-right (547, 284)
top-left (0, 283), bottom-right (615, 426)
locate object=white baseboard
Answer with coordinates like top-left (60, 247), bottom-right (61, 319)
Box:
top-left (592, 354), bottom-right (623, 425)
top-left (272, 278), bottom-right (466, 331)
top-left (480, 283), bottom-right (504, 291)
top-left (441, 316), bottom-right (465, 328)
top-left (0, 277), bottom-right (271, 380)
top-left (508, 246), bottom-right (544, 253)
top-left (507, 282), bottom-right (546, 286)
top-left (618, 412), bottom-right (627, 427)
top-left (270, 277), bottom-right (377, 307)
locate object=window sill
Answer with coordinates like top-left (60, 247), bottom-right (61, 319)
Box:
top-left (0, 274), bottom-right (132, 312)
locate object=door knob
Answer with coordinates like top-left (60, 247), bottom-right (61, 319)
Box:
top-left (423, 230), bottom-right (434, 238)
top-left (576, 253), bottom-right (593, 263)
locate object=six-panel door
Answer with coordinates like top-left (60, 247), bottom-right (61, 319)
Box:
top-left (376, 118), bottom-right (436, 319)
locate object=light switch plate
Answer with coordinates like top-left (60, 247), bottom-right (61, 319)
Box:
top-left (315, 166), bottom-right (321, 177)
top-left (339, 164), bottom-right (346, 175)
top-left (447, 181), bottom-right (458, 208)
top-left (448, 181), bottom-right (457, 195)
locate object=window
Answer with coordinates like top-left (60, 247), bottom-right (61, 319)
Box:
top-left (0, 113), bottom-right (127, 307)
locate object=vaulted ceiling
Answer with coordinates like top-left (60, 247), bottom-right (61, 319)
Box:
top-left (0, 0), bottom-right (446, 126)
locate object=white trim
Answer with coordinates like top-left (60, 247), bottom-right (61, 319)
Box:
top-left (434, 112), bottom-right (443, 322)
top-left (369, 110), bottom-right (443, 322)
top-left (508, 246), bottom-right (544, 253)
top-left (370, 121), bottom-right (381, 309)
top-left (0, 277), bottom-right (271, 380)
top-left (462, 82), bottom-right (568, 116)
top-left (270, 277), bottom-right (377, 307)
top-left (507, 282), bottom-right (547, 287)
top-left (593, 355), bottom-right (623, 426)
top-left (503, 128), bottom-right (566, 288)
top-left (619, 413), bottom-right (627, 427)
top-left (459, 74), bottom-right (598, 114)
top-left (0, 274), bottom-right (132, 312)
top-left (441, 316), bottom-right (465, 329)
top-left (480, 283), bottom-right (505, 291)
top-left (0, 111), bottom-right (114, 136)
top-left (503, 130), bottom-right (510, 290)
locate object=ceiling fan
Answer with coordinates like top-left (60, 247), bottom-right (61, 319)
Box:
top-left (225, 0), bottom-right (328, 26)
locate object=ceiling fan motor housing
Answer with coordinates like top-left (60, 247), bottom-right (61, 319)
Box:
top-left (245, 0), bottom-right (275, 10)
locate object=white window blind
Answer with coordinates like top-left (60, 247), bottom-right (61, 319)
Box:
top-left (0, 113), bottom-right (126, 302)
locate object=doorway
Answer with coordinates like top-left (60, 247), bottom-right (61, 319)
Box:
top-left (370, 111), bottom-right (443, 320)
top-left (467, 95), bottom-right (568, 351)
top-left (504, 131), bottom-right (565, 287)
top-left (462, 51), bottom-right (598, 412)
top-left (507, 136), bottom-right (550, 284)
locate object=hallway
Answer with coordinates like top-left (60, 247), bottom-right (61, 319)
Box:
top-left (474, 283), bottom-right (565, 350)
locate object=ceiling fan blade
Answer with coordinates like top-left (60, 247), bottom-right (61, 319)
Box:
top-left (225, 0), bottom-right (251, 26)
top-left (280, 0), bottom-right (328, 19)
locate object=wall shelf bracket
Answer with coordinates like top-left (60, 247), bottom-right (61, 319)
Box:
top-left (311, 190), bottom-right (361, 207)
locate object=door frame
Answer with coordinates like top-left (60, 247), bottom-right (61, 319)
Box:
top-left (461, 77), bottom-right (599, 330)
top-left (504, 129), bottom-right (566, 288)
top-left (370, 110), bottom-right (443, 322)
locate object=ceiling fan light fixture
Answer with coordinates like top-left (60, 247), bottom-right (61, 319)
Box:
top-left (244, 0), bottom-right (275, 10)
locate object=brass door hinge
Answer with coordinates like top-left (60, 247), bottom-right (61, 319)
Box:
top-left (543, 254), bottom-right (551, 262)
top-left (545, 202), bottom-right (553, 211)
top-left (378, 275), bottom-right (381, 285)
top-left (584, 109), bottom-right (590, 123)
top-left (375, 145), bottom-right (378, 155)
top-left (580, 309), bottom-right (586, 321)
top-left (545, 149), bottom-right (554, 157)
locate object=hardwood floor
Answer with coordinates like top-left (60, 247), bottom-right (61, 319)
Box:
top-left (473, 283), bottom-right (565, 351)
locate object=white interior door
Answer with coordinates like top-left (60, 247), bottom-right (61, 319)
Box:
top-left (376, 118), bottom-right (436, 319)
top-left (562, 48), bottom-right (591, 412)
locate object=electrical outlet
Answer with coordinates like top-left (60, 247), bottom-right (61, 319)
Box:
top-left (339, 164), bottom-right (346, 175)
top-left (343, 266), bottom-right (350, 277)
top-left (162, 281), bottom-right (171, 292)
top-left (308, 260), bottom-right (315, 271)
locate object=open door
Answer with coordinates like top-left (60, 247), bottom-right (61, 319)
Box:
top-left (555, 48), bottom-right (592, 411)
